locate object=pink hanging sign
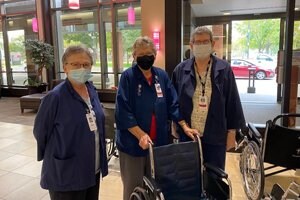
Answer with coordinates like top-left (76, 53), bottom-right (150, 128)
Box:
top-left (69, 0), bottom-right (80, 9)
top-left (128, 5), bottom-right (135, 25)
top-left (32, 17), bottom-right (38, 33)
top-left (153, 31), bottom-right (160, 50)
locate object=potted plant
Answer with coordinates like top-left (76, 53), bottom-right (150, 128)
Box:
top-left (24, 39), bottom-right (54, 93)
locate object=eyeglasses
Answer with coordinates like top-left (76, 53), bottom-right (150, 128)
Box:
top-left (193, 40), bottom-right (211, 45)
top-left (66, 62), bottom-right (92, 69)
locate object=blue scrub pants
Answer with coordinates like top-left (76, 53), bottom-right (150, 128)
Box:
top-left (201, 142), bottom-right (226, 170)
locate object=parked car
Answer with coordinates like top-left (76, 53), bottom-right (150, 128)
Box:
top-left (255, 54), bottom-right (277, 69)
top-left (230, 59), bottom-right (275, 80)
top-left (256, 54), bottom-right (274, 62)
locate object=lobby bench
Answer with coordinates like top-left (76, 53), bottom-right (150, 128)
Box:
top-left (20, 93), bottom-right (47, 113)
top-left (19, 79), bottom-right (64, 113)
top-left (19, 81), bottom-right (116, 113)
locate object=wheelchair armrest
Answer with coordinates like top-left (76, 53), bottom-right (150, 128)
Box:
top-left (248, 123), bottom-right (262, 140)
top-left (143, 176), bottom-right (161, 194)
top-left (204, 163), bottom-right (228, 179)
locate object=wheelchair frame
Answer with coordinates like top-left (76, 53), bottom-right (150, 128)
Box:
top-left (237, 113), bottom-right (300, 200)
top-left (267, 181), bottom-right (300, 199)
top-left (102, 103), bottom-right (118, 162)
top-left (130, 135), bottom-right (232, 200)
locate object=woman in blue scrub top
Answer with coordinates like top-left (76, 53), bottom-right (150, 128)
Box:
top-left (115, 36), bottom-right (198, 200)
top-left (172, 26), bottom-right (246, 170)
top-left (33, 45), bottom-right (108, 200)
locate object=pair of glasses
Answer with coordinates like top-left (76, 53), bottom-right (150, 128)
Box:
top-left (66, 62), bottom-right (92, 69)
top-left (136, 53), bottom-right (154, 57)
top-left (193, 40), bottom-right (211, 45)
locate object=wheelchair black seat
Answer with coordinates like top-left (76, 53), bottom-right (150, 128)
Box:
top-left (152, 141), bottom-right (202, 199)
top-left (130, 136), bottom-right (232, 200)
top-left (264, 121), bottom-right (300, 169)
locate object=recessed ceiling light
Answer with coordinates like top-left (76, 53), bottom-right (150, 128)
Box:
top-left (295, 7), bottom-right (299, 11)
top-left (223, 12), bottom-right (231, 15)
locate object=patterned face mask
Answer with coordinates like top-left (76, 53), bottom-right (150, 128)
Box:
top-left (193, 44), bottom-right (212, 59)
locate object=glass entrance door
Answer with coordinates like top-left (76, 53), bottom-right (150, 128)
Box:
top-left (6, 15), bottom-right (38, 86)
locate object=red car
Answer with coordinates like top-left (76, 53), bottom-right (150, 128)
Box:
top-left (230, 59), bottom-right (275, 80)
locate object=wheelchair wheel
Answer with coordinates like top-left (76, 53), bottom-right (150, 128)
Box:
top-left (129, 187), bottom-right (150, 200)
top-left (106, 138), bottom-right (117, 162)
top-left (240, 141), bottom-right (264, 200)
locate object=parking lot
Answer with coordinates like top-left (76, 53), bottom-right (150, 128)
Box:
top-left (237, 77), bottom-right (277, 95)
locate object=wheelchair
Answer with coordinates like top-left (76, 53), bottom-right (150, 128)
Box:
top-left (236, 113), bottom-right (300, 200)
top-left (129, 136), bottom-right (232, 200)
top-left (102, 103), bottom-right (118, 162)
top-left (266, 181), bottom-right (300, 199)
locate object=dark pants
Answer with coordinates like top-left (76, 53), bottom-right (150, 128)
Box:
top-left (119, 151), bottom-right (150, 200)
top-left (49, 173), bottom-right (100, 200)
top-left (202, 142), bottom-right (226, 170)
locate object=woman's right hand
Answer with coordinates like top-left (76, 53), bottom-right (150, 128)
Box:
top-left (139, 134), bottom-right (153, 150)
top-left (128, 126), bottom-right (153, 149)
top-left (183, 126), bottom-right (200, 141)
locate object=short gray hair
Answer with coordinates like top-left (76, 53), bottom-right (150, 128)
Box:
top-left (190, 26), bottom-right (213, 43)
top-left (132, 36), bottom-right (157, 56)
top-left (62, 45), bottom-right (93, 65)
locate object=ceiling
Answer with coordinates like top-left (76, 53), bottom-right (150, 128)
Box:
top-left (191, 0), bottom-right (300, 17)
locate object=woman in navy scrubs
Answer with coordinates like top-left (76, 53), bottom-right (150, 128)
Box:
top-left (115, 36), bottom-right (198, 200)
top-left (172, 26), bottom-right (246, 170)
top-left (34, 45), bottom-right (108, 200)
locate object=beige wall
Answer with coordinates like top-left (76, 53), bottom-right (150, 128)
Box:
top-left (141, 0), bottom-right (165, 69)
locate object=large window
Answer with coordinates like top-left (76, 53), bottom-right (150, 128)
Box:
top-left (0, 23), bottom-right (5, 86)
top-left (52, 0), bottom-right (141, 89)
top-left (3, 0), bottom-right (35, 14)
top-left (6, 16), bottom-right (38, 86)
top-left (293, 21), bottom-right (300, 49)
top-left (53, 9), bottom-right (101, 87)
top-left (232, 19), bottom-right (280, 63)
top-left (52, 0), bottom-right (97, 9)
top-left (116, 3), bottom-right (141, 73)
top-left (99, 6), bottom-right (114, 89)
top-left (0, 0), bottom-right (37, 87)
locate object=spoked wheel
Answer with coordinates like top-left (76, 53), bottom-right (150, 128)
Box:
top-left (240, 141), bottom-right (264, 200)
top-left (129, 187), bottom-right (151, 200)
top-left (106, 138), bottom-right (117, 162)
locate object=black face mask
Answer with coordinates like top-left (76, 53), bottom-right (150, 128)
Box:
top-left (136, 55), bottom-right (155, 70)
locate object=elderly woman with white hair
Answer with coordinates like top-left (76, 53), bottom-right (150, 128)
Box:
top-left (172, 26), bottom-right (246, 170)
top-left (34, 45), bottom-right (108, 200)
top-left (115, 36), bottom-right (198, 200)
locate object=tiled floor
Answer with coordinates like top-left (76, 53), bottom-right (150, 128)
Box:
top-left (0, 97), bottom-right (299, 200)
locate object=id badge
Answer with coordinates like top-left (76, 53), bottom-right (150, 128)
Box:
top-left (198, 95), bottom-right (208, 111)
top-left (155, 83), bottom-right (163, 98)
top-left (86, 113), bottom-right (97, 131)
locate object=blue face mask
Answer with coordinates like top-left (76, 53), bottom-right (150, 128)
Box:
top-left (68, 68), bottom-right (93, 84)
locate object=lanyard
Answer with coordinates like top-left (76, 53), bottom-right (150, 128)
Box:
top-left (196, 61), bottom-right (210, 96)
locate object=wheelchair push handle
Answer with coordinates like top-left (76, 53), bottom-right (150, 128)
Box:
top-left (148, 142), bottom-right (155, 179)
top-left (272, 113), bottom-right (300, 125)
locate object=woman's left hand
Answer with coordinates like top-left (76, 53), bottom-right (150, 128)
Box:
top-left (226, 129), bottom-right (236, 151)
